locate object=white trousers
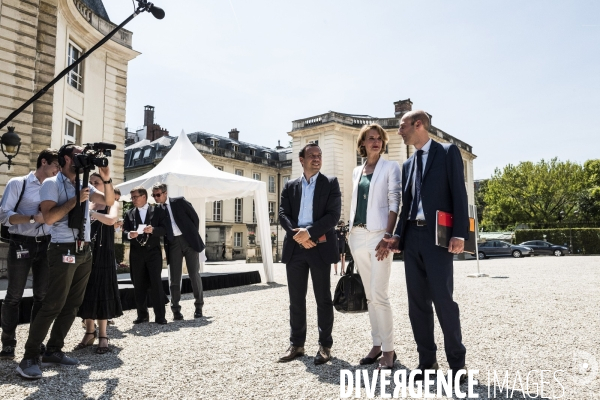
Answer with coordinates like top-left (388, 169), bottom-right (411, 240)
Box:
top-left (348, 227), bottom-right (395, 351)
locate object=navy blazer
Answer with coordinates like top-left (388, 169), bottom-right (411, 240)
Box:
top-left (394, 140), bottom-right (469, 249)
top-left (164, 197), bottom-right (205, 254)
top-left (279, 173), bottom-right (341, 264)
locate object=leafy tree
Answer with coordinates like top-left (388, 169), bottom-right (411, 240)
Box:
top-left (579, 159), bottom-right (600, 221)
top-left (482, 158), bottom-right (586, 228)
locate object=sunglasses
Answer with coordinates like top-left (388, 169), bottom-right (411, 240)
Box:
top-left (151, 192), bottom-right (165, 198)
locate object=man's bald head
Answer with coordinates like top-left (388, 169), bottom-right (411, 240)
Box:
top-left (402, 110), bottom-right (431, 131)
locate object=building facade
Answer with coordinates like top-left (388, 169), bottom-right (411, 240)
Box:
top-left (289, 99), bottom-right (477, 222)
top-left (0, 0), bottom-right (138, 275)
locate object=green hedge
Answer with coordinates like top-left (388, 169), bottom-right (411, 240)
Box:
top-left (514, 228), bottom-right (600, 254)
top-left (114, 243), bottom-right (125, 263)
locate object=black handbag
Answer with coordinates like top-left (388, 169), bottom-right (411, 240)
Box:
top-left (0, 178), bottom-right (27, 243)
top-left (333, 260), bottom-right (368, 313)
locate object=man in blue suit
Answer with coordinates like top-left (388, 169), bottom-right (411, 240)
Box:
top-left (386, 110), bottom-right (468, 383)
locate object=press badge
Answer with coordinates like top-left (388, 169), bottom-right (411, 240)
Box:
top-left (62, 250), bottom-right (76, 264)
top-left (16, 246), bottom-right (30, 259)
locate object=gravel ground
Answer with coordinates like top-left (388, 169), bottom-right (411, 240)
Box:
top-left (1, 256), bottom-right (599, 399)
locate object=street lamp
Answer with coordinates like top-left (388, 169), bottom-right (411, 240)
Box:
top-left (0, 127), bottom-right (21, 169)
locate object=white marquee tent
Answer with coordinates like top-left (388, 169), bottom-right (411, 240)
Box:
top-left (115, 130), bottom-right (274, 282)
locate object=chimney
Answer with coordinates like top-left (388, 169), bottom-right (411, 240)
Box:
top-left (144, 105), bottom-right (155, 127)
top-left (275, 140), bottom-right (283, 150)
top-left (228, 128), bottom-right (239, 141)
top-left (394, 99), bottom-right (413, 117)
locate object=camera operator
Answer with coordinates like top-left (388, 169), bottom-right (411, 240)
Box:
top-left (16, 144), bottom-right (114, 380)
top-left (0, 149), bottom-right (59, 360)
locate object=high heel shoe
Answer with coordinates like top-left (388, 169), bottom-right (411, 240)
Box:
top-left (378, 351), bottom-right (397, 370)
top-left (96, 337), bottom-right (110, 354)
top-left (74, 331), bottom-right (97, 350)
top-left (359, 351), bottom-right (382, 365)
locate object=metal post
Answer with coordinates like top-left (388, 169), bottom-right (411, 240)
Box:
top-left (468, 204), bottom-right (488, 278)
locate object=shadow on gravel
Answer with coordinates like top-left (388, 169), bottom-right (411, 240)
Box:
top-left (204, 282), bottom-right (286, 298)
top-left (123, 316), bottom-right (213, 337)
top-left (6, 348), bottom-right (124, 400)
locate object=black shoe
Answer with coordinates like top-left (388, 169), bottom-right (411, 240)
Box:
top-left (278, 345), bottom-right (305, 362)
top-left (0, 344), bottom-right (15, 360)
top-left (155, 319), bottom-right (168, 325)
top-left (314, 346), bottom-right (331, 365)
top-left (194, 309), bottom-right (203, 318)
top-left (359, 351), bottom-right (382, 365)
top-left (413, 361), bottom-right (439, 381)
top-left (172, 311), bottom-right (184, 321)
top-left (133, 316), bottom-right (149, 324)
top-left (378, 351), bottom-right (397, 370)
top-left (449, 365), bottom-right (468, 385)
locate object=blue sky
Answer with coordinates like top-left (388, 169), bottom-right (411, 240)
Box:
top-left (102, 0), bottom-right (600, 179)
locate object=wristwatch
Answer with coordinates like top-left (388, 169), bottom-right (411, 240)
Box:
top-left (29, 215), bottom-right (35, 224)
top-left (103, 178), bottom-right (112, 184)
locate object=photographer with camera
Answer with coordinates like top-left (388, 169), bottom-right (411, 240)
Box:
top-left (333, 220), bottom-right (348, 275)
top-left (0, 149), bottom-right (59, 360)
top-left (17, 144), bottom-right (114, 380)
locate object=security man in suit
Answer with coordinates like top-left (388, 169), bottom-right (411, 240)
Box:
top-left (385, 110), bottom-right (469, 383)
top-left (151, 183), bottom-right (206, 320)
top-left (123, 186), bottom-right (169, 325)
top-left (278, 143), bottom-right (341, 365)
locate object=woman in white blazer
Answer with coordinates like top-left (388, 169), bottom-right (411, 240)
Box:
top-left (348, 123), bottom-right (401, 369)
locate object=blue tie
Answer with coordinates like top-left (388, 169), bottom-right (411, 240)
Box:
top-left (410, 150), bottom-right (424, 220)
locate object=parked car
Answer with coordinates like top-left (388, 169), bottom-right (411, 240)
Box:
top-left (518, 240), bottom-right (569, 257)
top-left (477, 240), bottom-right (534, 259)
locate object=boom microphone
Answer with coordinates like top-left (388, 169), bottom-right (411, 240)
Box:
top-left (149, 4), bottom-right (165, 19)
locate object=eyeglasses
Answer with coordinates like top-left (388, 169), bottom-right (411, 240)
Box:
top-left (151, 192), bottom-right (165, 198)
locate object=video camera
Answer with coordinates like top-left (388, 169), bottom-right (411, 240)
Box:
top-left (73, 142), bottom-right (116, 170)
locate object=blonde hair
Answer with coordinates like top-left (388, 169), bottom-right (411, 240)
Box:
top-left (356, 123), bottom-right (388, 157)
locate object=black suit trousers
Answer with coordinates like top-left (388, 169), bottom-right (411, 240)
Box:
top-left (403, 224), bottom-right (466, 368)
top-left (130, 245), bottom-right (165, 321)
top-left (285, 245), bottom-right (334, 348)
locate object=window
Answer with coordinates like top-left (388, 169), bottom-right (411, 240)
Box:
top-left (269, 201), bottom-right (276, 222)
top-left (231, 144), bottom-right (239, 152)
top-left (252, 201), bottom-right (256, 223)
top-left (253, 172), bottom-right (261, 181)
top-left (67, 42), bottom-right (83, 91)
top-left (234, 232), bottom-right (242, 247)
top-left (283, 176), bottom-right (290, 185)
top-left (213, 201), bottom-right (222, 221)
top-left (308, 139), bottom-right (319, 146)
top-left (268, 176), bottom-right (276, 193)
top-left (210, 139), bottom-right (218, 147)
top-left (235, 198), bottom-right (243, 222)
top-left (265, 153), bottom-right (271, 159)
top-left (143, 148), bottom-right (151, 158)
top-left (215, 165), bottom-right (223, 171)
top-left (133, 150), bottom-right (142, 160)
top-left (249, 149), bottom-right (256, 156)
top-left (235, 169), bottom-right (244, 176)
top-left (357, 155), bottom-right (364, 166)
top-left (64, 117), bottom-right (81, 145)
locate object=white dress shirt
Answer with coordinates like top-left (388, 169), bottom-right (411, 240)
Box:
top-left (163, 198), bottom-right (182, 236)
top-left (127, 203), bottom-right (149, 239)
top-left (409, 139), bottom-right (432, 221)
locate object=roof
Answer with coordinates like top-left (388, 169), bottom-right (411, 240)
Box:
top-left (80, 0), bottom-right (110, 21)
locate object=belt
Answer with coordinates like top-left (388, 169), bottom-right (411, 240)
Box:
top-left (10, 234), bottom-right (51, 243)
top-left (409, 220), bottom-right (427, 227)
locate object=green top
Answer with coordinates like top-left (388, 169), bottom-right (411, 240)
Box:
top-left (353, 173), bottom-right (372, 226)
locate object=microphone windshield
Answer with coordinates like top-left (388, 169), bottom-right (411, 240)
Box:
top-left (149, 5), bottom-right (165, 19)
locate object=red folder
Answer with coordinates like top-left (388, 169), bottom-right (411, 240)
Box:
top-left (435, 211), bottom-right (476, 254)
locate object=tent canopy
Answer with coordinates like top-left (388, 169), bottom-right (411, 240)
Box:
top-left (115, 130), bottom-right (274, 282)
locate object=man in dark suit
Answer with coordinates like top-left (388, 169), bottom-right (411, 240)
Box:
top-left (278, 143), bottom-right (341, 365)
top-left (123, 186), bottom-right (169, 325)
top-left (385, 110), bottom-right (469, 383)
top-left (151, 183), bottom-right (206, 320)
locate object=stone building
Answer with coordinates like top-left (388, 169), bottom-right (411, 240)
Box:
top-left (0, 0), bottom-right (138, 275)
top-left (289, 99), bottom-right (477, 222)
top-left (123, 111), bottom-right (293, 261)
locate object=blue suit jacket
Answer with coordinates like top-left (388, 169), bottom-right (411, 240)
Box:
top-left (394, 140), bottom-right (469, 249)
top-left (279, 173), bottom-right (341, 264)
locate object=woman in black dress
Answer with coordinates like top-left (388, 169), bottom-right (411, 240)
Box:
top-left (75, 173), bottom-right (123, 354)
